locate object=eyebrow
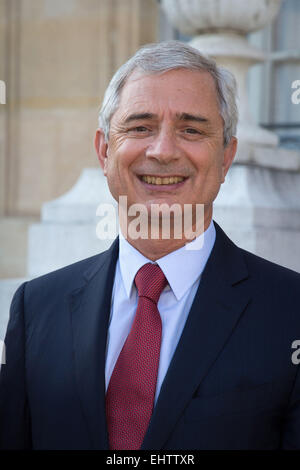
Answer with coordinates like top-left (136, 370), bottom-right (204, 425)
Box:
top-left (123, 112), bottom-right (209, 124)
top-left (124, 113), bottom-right (155, 123)
top-left (176, 112), bottom-right (209, 123)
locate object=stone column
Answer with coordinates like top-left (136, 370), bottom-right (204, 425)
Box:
top-left (161, 0), bottom-right (300, 272)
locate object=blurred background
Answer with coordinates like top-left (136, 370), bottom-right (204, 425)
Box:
top-left (0, 0), bottom-right (300, 338)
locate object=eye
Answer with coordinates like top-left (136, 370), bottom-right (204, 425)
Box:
top-left (127, 125), bottom-right (152, 137)
top-left (130, 126), bottom-right (149, 132)
top-left (184, 128), bottom-right (200, 134)
top-left (181, 127), bottom-right (206, 140)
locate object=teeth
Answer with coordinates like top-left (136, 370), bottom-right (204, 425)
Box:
top-left (141, 175), bottom-right (185, 185)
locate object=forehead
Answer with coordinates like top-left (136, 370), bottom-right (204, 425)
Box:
top-left (114, 68), bottom-right (221, 119)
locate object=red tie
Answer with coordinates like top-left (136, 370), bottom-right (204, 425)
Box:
top-left (106, 263), bottom-right (167, 450)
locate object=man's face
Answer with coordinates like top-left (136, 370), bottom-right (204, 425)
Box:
top-left (95, 68), bottom-right (237, 223)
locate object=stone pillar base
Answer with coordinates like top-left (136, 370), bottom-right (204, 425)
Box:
top-left (214, 164), bottom-right (300, 273)
top-left (27, 168), bottom-right (117, 278)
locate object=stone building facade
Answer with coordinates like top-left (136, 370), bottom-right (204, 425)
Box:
top-left (0, 0), bottom-right (159, 278)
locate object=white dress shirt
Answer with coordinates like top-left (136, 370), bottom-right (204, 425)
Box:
top-left (105, 220), bottom-right (216, 404)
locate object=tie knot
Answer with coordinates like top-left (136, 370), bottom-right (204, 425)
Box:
top-left (134, 263), bottom-right (167, 304)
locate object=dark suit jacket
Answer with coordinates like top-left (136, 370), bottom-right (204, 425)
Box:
top-left (1, 222), bottom-right (300, 450)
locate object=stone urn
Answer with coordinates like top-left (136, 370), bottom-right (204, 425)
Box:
top-left (161, 0), bottom-right (282, 35)
top-left (161, 0), bottom-right (283, 148)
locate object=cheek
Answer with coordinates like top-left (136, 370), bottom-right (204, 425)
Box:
top-left (200, 145), bottom-right (225, 177)
top-left (190, 150), bottom-right (224, 190)
top-left (120, 140), bottom-right (145, 162)
top-left (204, 162), bottom-right (224, 186)
top-left (188, 147), bottom-right (216, 176)
top-left (105, 148), bottom-right (133, 194)
top-left (109, 141), bottom-right (142, 171)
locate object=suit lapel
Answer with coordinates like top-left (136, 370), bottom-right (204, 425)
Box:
top-left (141, 222), bottom-right (251, 449)
top-left (70, 238), bottom-right (119, 450)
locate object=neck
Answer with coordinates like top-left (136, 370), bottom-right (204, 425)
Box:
top-left (120, 208), bottom-right (213, 261)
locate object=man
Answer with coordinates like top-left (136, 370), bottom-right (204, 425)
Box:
top-left (0, 41), bottom-right (300, 450)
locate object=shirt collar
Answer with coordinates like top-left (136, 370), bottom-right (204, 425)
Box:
top-left (119, 220), bottom-right (216, 301)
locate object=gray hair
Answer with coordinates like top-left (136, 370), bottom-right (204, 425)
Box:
top-left (98, 40), bottom-right (238, 146)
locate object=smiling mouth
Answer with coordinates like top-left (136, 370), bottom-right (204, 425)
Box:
top-left (139, 175), bottom-right (187, 185)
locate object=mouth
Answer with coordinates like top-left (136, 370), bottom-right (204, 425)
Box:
top-left (138, 174), bottom-right (188, 187)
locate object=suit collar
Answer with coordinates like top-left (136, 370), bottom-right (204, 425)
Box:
top-left (82, 237), bottom-right (119, 283)
top-left (210, 221), bottom-right (249, 286)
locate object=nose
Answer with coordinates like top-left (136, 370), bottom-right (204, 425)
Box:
top-left (145, 128), bottom-right (181, 164)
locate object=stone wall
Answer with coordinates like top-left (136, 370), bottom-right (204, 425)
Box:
top-left (0, 0), bottom-right (159, 278)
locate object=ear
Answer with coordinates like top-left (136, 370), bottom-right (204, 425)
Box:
top-left (94, 128), bottom-right (108, 175)
top-left (221, 136), bottom-right (237, 183)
